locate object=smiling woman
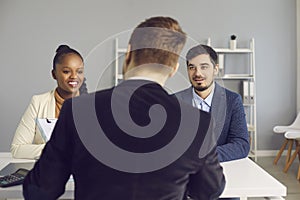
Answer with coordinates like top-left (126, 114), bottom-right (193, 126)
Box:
top-left (52, 45), bottom-right (88, 117)
top-left (10, 45), bottom-right (88, 159)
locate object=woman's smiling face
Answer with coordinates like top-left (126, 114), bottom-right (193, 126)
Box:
top-left (52, 53), bottom-right (84, 99)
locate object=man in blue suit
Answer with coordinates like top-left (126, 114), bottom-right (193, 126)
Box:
top-left (176, 44), bottom-right (250, 162)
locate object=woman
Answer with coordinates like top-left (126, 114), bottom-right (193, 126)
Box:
top-left (11, 45), bottom-right (88, 159)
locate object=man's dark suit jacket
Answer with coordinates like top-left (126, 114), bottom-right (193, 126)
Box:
top-left (175, 83), bottom-right (250, 162)
top-left (23, 80), bottom-right (225, 200)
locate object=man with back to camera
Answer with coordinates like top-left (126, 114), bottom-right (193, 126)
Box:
top-left (176, 44), bottom-right (250, 162)
top-left (23, 17), bottom-right (225, 200)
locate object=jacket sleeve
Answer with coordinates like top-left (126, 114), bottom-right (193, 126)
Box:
top-left (188, 147), bottom-right (226, 200)
top-left (23, 100), bottom-right (73, 200)
top-left (11, 95), bottom-right (46, 159)
top-left (217, 95), bottom-right (250, 162)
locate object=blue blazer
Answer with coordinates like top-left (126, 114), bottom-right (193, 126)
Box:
top-left (175, 83), bottom-right (250, 162)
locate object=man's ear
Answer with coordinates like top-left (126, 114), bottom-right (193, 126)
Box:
top-left (125, 44), bottom-right (132, 67)
top-left (169, 62), bottom-right (179, 77)
top-left (214, 64), bottom-right (219, 76)
top-left (123, 44), bottom-right (132, 74)
top-left (51, 69), bottom-right (57, 80)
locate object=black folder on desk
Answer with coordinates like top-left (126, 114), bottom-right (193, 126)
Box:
top-left (0, 162), bottom-right (35, 176)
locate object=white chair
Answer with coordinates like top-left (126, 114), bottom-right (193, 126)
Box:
top-left (283, 130), bottom-right (300, 180)
top-left (273, 111), bottom-right (300, 165)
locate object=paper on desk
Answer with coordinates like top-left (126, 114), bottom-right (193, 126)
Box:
top-left (36, 118), bottom-right (57, 142)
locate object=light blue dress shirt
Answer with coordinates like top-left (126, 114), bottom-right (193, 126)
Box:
top-left (192, 83), bottom-right (215, 113)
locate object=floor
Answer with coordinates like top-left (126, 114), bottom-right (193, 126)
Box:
top-left (249, 156), bottom-right (300, 200)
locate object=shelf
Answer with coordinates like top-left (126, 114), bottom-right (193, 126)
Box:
top-left (214, 48), bottom-right (253, 53)
top-left (248, 151), bottom-right (256, 158)
top-left (117, 74), bottom-right (123, 79)
top-left (215, 74), bottom-right (254, 80)
top-left (243, 103), bottom-right (254, 107)
top-left (117, 48), bottom-right (127, 53)
top-left (247, 124), bottom-right (255, 132)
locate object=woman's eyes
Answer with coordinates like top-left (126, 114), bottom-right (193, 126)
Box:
top-left (63, 70), bottom-right (70, 74)
top-left (62, 70), bottom-right (84, 74)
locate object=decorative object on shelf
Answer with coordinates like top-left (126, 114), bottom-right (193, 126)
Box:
top-left (207, 37), bottom-right (211, 46)
top-left (229, 34), bottom-right (237, 50)
top-left (218, 54), bottom-right (224, 76)
top-left (242, 81), bottom-right (255, 104)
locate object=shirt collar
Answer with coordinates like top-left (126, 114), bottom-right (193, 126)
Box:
top-left (127, 76), bottom-right (158, 83)
top-left (192, 82), bottom-right (215, 107)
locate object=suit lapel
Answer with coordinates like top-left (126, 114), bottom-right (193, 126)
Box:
top-left (180, 87), bottom-right (194, 105)
top-left (211, 83), bottom-right (227, 138)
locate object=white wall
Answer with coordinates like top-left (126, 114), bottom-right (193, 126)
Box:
top-left (0, 0), bottom-right (297, 151)
top-left (298, 0), bottom-right (300, 112)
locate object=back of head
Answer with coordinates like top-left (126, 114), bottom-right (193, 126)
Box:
top-left (129, 16), bottom-right (187, 68)
top-left (186, 44), bottom-right (218, 66)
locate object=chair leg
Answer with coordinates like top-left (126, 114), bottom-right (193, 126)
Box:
top-left (284, 141), bottom-right (300, 173)
top-left (297, 165), bottom-right (300, 180)
top-left (297, 141), bottom-right (300, 181)
top-left (274, 139), bottom-right (290, 165)
top-left (286, 139), bottom-right (294, 164)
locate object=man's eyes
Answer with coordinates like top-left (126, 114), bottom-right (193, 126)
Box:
top-left (188, 65), bottom-right (209, 70)
top-left (188, 65), bottom-right (196, 70)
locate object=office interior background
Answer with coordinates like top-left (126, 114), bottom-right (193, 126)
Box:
top-left (0, 0), bottom-right (298, 155)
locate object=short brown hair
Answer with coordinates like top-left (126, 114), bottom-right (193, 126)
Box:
top-left (129, 16), bottom-right (186, 67)
top-left (186, 44), bottom-right (218, 67)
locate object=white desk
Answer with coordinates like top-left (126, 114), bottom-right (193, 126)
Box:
top-left (0, 153), bottom-right (286, 199)
top-left (220, 158), bottom-right (286, 199)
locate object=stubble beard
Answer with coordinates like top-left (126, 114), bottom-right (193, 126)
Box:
top-left (193, 79), bottom-right (214, 92)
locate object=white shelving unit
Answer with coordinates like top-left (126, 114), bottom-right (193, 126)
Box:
top-left (209, 38), bottom-right (257, 161)
top-left (114, 37), bottom-right (257, 161)
top-left (114, 38), bottom-right (126, 86)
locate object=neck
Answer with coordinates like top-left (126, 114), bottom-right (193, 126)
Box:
top-left (124, 64), bottom-right (172, 86)
top-left (56, 88), bottom-right (79, 100)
